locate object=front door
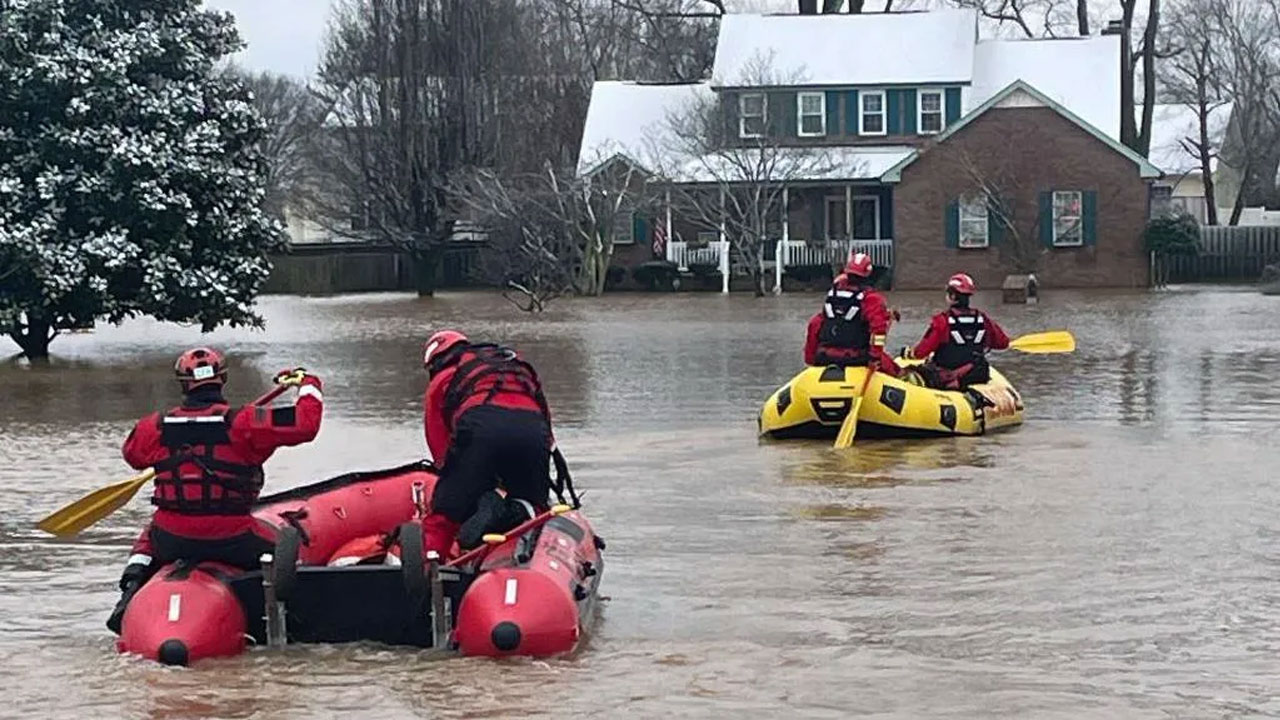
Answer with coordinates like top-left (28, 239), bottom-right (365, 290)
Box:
top-left (851, 195), bottom-right (880, 240)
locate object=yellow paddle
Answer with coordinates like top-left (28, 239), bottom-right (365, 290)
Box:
top-left (1007, 330), bottom-right (1076, 354)
top-left (833, 366), bottom-right (876, 449)
top-left (36, 371), bottom-right (307, 538)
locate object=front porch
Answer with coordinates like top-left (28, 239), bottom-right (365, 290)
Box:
top-left (660, 183), bottom-right (896, 291)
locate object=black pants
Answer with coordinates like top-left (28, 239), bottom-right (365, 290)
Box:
top-left (432, 405), bottom-right (551, 525)
top-left (920, 361), bottom-right (990, 390)
top-left (149, 523), bottom-right (277, 571)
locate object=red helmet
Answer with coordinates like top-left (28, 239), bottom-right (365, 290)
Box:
top-left (844, 251), bottom-right (873, 278)
top-left (947, 272), bottom-right (976, 295)
top-left (174, 347), bottom-right (226, 391)
top-left (423, 330), bottom-right (468, 370)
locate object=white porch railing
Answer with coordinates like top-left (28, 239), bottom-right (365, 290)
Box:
top-left (776, 239), bottom-right (894, 270)
top-left (668, 241), bottom-right (728, 271)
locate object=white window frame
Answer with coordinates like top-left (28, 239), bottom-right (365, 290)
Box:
top-left (1052, 190), bottom-right (1084, 247)
top-left (613, 211), bottom-right (635, 245)
top-left (739, 93), bottom-right (767, 139)
top-left (824, 195), bottom-right (847, 239)
top-left (850, 194), bottom-right (882, 240)
top-left (918, 89), bottom-right (945, 135)
top-left (859, 90), bottom-right (886, 137)
top-left (958, 195), bottom-right (989, 248)
top-left (797, 92), bottom-right (826, 137)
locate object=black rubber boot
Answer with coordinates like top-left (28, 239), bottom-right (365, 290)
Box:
top-left (106, 582), bottom-right (140, 635)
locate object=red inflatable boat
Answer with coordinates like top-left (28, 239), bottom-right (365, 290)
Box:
top-left (115, 461), bottom-right (604, 665)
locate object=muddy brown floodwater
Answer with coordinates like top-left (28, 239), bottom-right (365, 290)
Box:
top-left (2, 288), bottom-right (1280, 719)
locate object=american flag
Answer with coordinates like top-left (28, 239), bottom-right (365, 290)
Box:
top-left (652, 220), bottom-right (667, 258)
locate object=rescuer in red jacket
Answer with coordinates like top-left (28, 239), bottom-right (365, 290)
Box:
top-left (905, 272), bottom-right (1011, 389)
top-left (420, 330), bottom-right (562, 559)
top-left (803, 251), bottom-right (899, 377)
top-left (105, 348), bottom-right (324, 633)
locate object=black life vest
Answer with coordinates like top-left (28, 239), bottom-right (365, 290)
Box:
top-left (151, 404), bottom-right (264, 515)
top-left (816, 286), bottom-right (871, 362)
top-left (440, 344), bottom-right (551, 432)
top-left (932, 308), bottom-right (989, 371)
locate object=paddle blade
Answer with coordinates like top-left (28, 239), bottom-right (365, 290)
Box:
top-left (1009, 330), bottom-right (1076, 354)
top-left (833, 396), bottom-right (864, 449)
top-left (36, 469), bottom-right (154, 537)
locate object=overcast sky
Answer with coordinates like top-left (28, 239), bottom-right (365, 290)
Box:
top-left (203, 0), bottom-right (336, 78)
top-left (200, 0), bottom-right (1125, 79)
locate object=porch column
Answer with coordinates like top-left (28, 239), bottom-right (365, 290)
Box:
top-left (664, 188), bottom-right (673, 263)
top-left (845, 184), bottom-right (853, 266)
top-left (719, 187), bottom-right (729, 294)
top-left (776, 187), bottom-right (789, 293)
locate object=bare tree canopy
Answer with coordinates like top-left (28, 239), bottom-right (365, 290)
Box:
top-left (232, 69), bottom-right (326, 223)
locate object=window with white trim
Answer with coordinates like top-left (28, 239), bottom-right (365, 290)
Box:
top-left (695, 230), bottom-right (719, 247)
top-left (859, 90), bottom-right (885, 136)
top-left (739, 93), bottom-right (766, 138)
top-left (919, 89), bottom-right (944, 135)
top-left (613, 211), bottom-right (635, 245)
top-left (958, 195), bottom-right (989, 248)
top-left (797, 92), bottom-right (825, 137)
top-left (1052, 190), bottom-right (1083, 246)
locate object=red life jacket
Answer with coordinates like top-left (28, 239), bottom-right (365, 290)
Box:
top-left (150, 404), bottom-right (264, 515)
top-left (440, 344), bottom-right (550, 432)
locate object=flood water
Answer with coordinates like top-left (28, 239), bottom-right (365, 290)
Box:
top-left (2, 287), bottom-right (1279, 719)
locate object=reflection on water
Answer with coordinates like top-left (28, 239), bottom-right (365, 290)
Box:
top-left (3, 287), bottom-right (1280, 717)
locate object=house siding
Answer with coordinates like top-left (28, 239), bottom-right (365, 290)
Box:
top-left (893, 105), bottom-right (1151, 289)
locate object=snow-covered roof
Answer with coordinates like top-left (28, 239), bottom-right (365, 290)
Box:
top-left (711, 9), bottom-right (978, 87)
top-left (1148, 102), bottom-right (1234, 176)
top-left (883, 80), bottom-right (1161, 182)
top-left (969, 36), bottom-right (1121, 140)
top-left (672, 146), bottom-right (916, 184)
top-left (576, 81), bottom-right (714, 176)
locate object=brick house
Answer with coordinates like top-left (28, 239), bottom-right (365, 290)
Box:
top-left (577, 8), bottom-right (1164, 290)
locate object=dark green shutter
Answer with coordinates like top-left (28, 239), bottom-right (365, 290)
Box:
top-left (1039, 191), bottom-right (1054, 247)
top-left (887, 90), bottom-right (902, 135)
top-left (845, 90), bottom-right (859, 134)
top-left (1082, 190), bottom-right (1098, 246)
top-left (945, 87), bottom-right (961, 126)
top-left (987, 198), bottom-right (1003, 247)
top-left (724, 94), bottom-right (739, 140)
top-left (903, 89), bottom-right (918, 135)
top-left (945, 200), bottom-right (960, 248)
top-left (770, 91), bottom-right (795, 137)
top-left (825, 91), bottom-right (839, 136)
top-left (633, 213), bottom-right (647, 246)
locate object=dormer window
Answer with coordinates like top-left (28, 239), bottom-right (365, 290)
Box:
top-left (919, 89), bottom-right (944, 134)
top-left (860, 90), bottom-right (886, 136)
top-left (797, 92), bottom-right (825, 137)
top-left (739, 93), bottom-right (766, 138)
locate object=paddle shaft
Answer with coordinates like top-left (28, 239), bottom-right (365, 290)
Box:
top-left (833, 366), bottom-right (876, 449)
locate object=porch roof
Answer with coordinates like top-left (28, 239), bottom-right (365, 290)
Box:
top-left (664, 145), bottom-right (916, 186)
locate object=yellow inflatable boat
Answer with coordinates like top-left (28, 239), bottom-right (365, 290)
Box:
top-left (759, 362), bottom-right (1024, 440)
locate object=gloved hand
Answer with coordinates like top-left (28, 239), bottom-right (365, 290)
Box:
top-left (275, 367), bottom-right (320, 389)
top-left (119, 561), bottom-right (152, 592)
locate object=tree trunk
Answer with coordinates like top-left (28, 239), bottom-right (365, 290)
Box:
top-left (1200, 106), bottom-right (1219, 226)
top-left (1119, 1), bottom-right (1138, 152)
top-left (1137, 0), bottom-right (1160, 157)
top-left (1229, 160), bottom-right (1250, 226)
top-left (1076, 0), bottom-right (1090, 35)
top-left (10, 316), bottom-right (53, 361)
